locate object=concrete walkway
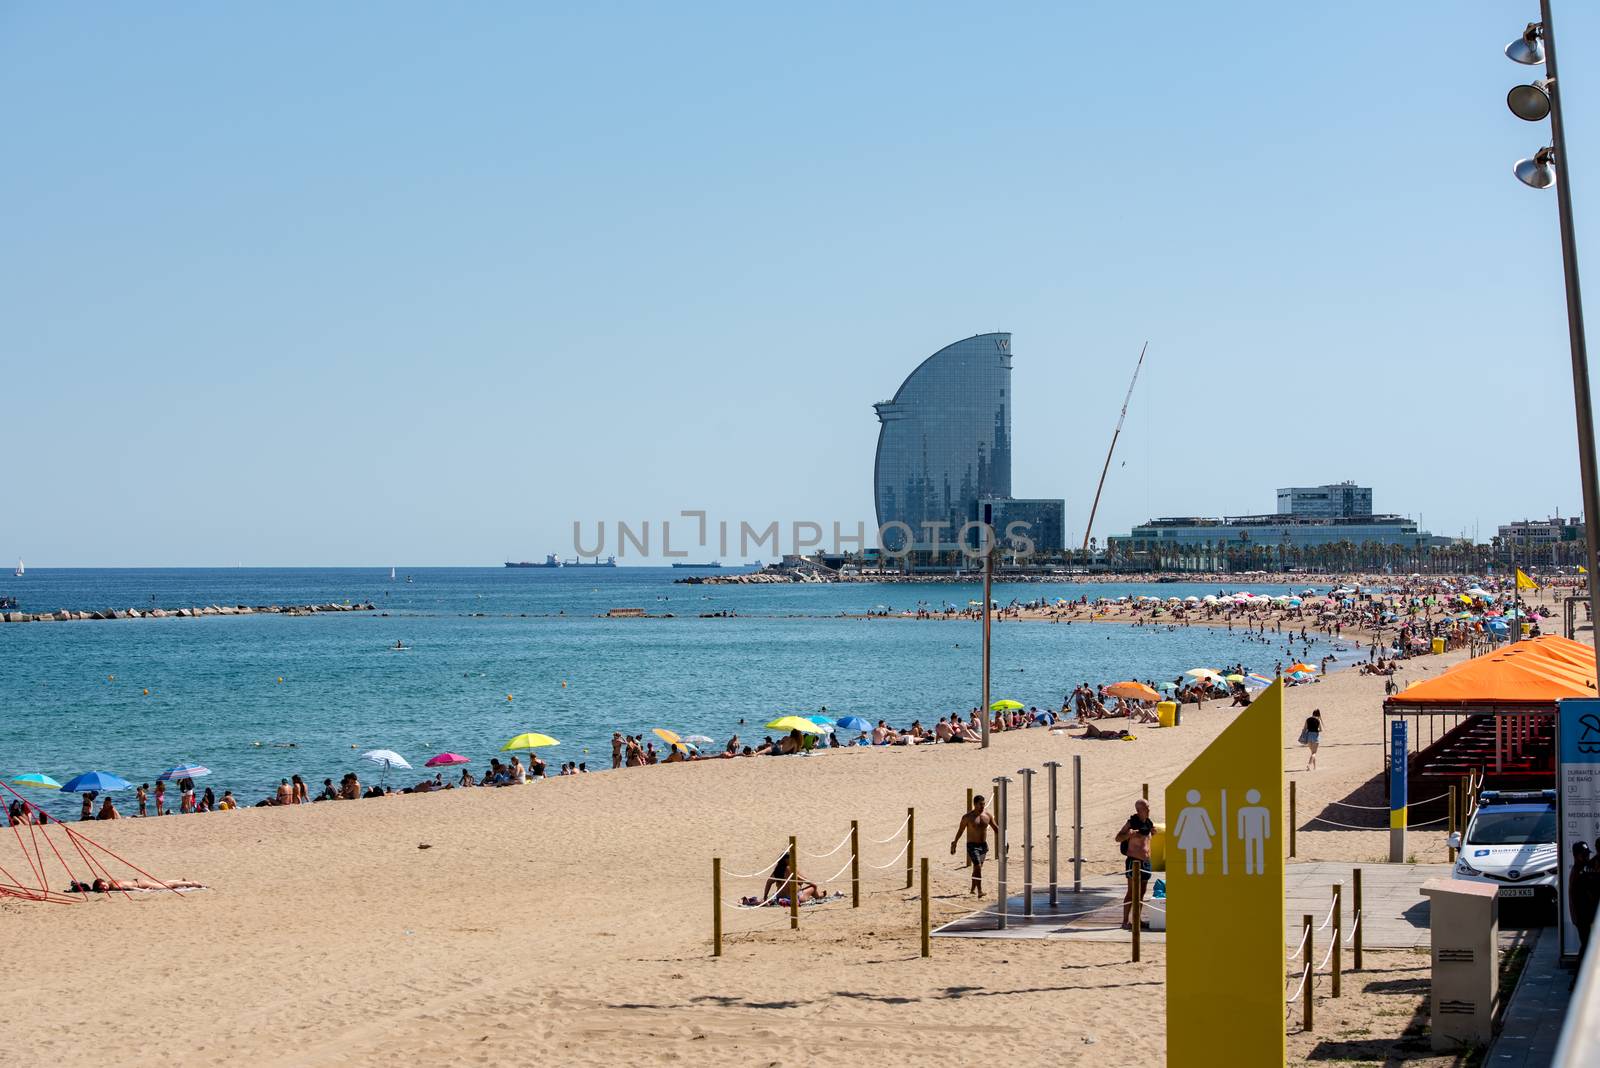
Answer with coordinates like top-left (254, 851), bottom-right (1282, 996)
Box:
top-left (1487, 928), bottom-right (1566, 1068)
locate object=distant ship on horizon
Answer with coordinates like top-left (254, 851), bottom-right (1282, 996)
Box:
top-left (504, 555), bottom-right (617, 568)
top-left (670, 561), bottom-right (723, 569)
top-left (505, 555), bottom-right (563, 568)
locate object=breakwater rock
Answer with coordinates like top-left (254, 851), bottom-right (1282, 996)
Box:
top-left (1, 602), bottom-right (376, 624)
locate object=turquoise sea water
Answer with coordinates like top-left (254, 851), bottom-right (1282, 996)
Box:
top-left (2, 568), bottom-right (1339, 817)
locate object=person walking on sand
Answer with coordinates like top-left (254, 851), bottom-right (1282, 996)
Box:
top-left (1302, 709), bottom-right (1323, 771)
top-left (951, 794), bottom-right (1000, 897)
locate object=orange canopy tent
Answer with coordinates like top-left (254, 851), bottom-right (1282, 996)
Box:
top-left (1385, 634), bottom-right (1595, 709)
top-left (1383, 634), bottom-right (1595, 784)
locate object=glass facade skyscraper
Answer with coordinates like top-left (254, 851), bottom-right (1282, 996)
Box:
top-left (874, 333), bottom-right (1013, 551)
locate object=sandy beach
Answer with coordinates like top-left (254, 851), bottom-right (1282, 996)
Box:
top-left (2, 619), bottom-right (1507, 1066)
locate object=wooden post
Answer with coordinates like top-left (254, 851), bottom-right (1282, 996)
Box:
top-left (1448, 786), bottom-right (1458, 863)
top-left (1289, 780), bottom-right (1297, 859)
top-left (1332, 884), bottom-right (1342, 998)
top-left (1302, 914), bottom-right (1314, 1031)
top-left (966, 786), bottom-right (974, 812)
top-left (713, 857), bottom-right (723, 957)
top-left (1353, 868), bottom-right (1363, 970)
top-left (788, 836), bottom-right (799, 930)
top-left (993, 784), bottom-right (1000, 825)
top-left (906, 807), bottom-right (915, 890)
top-left (920, 857), bottom-right (930, 958)
top-left (850, 820), bottom-right (860, 908)
top-left (1130, 869), bottom-right (1142, 962)
top-left (1141, 781), bottom-right (1149, 801)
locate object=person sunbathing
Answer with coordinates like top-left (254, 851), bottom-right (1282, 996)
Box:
top-left (759, 852), bottom-right (827, 906)
top-left (69, 877), bottom-right (207, 893)
top-left (1076, 722), bottom-right (1134, 741)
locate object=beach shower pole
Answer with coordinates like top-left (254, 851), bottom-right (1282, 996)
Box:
top-left (981, 502), bottom-right (994, 749)
top-left (1044, 760), bottom-right (1060, 907)
top-left (920, 857), bottom-right (931, 957)
top-left (1072, 755), bottom-right (1083, 893)
top-left (1019, 767), bottom-right (1035, 917)
top-left (994, 775), bottom-right (1011, 930)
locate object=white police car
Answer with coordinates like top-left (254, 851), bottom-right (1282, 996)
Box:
top-left (1448, 790), bottom-right (1558, 910)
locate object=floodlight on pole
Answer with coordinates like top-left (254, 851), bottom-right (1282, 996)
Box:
top-left (1514, 147), bottom-right (1558, 189)
top-left (1507, 78), bottom-right (1554, 122)
top-left (1505, 23), bottom-right (1545, 65)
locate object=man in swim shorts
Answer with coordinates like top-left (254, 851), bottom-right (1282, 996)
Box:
top-left (1117, 799), bottom-right (1155, 930)
top-left (951, 794), bottom-right (1000, 897)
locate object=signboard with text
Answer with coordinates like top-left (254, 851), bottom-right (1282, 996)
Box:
top-left (1559, 698), bottom-right (1600, 959)
top-left (1166, 681), bottom-right (1285, 1066)
top-left (1390, 719), bottom-right (1408, 862)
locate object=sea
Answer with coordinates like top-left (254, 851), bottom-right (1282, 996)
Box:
top-left (1, 568), bottom-right (1347, 817)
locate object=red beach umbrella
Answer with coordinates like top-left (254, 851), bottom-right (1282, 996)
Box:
top-left (424, 753), bottom-right (470, 767)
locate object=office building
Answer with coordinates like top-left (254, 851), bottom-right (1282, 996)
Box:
top-left (1276, 482), bottom-right (1372, 519)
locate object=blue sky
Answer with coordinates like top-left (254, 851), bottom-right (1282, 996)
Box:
top-left (2, 1), bottom-right (1596, 565)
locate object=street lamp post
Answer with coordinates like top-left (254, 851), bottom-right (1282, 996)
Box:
top-left (1506, 4), bottom-right (1600, 647)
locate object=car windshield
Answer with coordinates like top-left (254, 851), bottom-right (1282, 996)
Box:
top-left (1466, 808), bottom-right (1556, 846)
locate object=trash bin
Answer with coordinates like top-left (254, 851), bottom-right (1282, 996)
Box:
top-left (1521, 623), bottom-right (1532, 637)
top-left (1157, 701), bottom-right (1178, 728)
top-left (1431, 637), bottom-right (1446, 655)
top-left (1149, 821), bottom-right (1166, 872)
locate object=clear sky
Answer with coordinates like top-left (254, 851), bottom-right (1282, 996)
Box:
top-left (3, 1), bottom-right (1597, 566)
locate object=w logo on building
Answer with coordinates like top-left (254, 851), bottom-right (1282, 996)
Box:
top-left (994, 337), bottom-right (1011, 354)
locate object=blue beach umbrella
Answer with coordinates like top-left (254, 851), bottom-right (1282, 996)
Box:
top-left (157, 763), bottom-right (211, 782)
top-left (59, 771), bottom-right (132, 793)
top-left (834, 715), bottom-right (872, 733)
top-left (807, 715), bottom-right (835, 727)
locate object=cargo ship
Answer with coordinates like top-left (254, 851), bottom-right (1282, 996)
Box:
top-left (505, 555), bottom-right (562, 568)
top-left (670, 561), bottom-right (723, 568)
top-left (565, 556), bottom-right (617, 567)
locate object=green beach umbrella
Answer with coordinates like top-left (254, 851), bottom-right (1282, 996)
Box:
top-left (990, 700), bottom-right (1025, 711)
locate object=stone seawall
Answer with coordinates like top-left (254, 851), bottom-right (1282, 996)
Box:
top-left (1, 602), bottom-right (376, 623)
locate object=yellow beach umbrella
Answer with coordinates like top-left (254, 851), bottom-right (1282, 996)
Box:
top-left (1225, 674), bottom-right (1246, 683)
top-left (1184, 668), bottom-right (1220, 679)
top-left (501, 732), bottom-right (560, 751)
top-left (652, 727), bottom-right (682, 747)
top-left (990, 699), bottom-right (1025, 711)
top-left (766, 715), bottom-right (826, 735)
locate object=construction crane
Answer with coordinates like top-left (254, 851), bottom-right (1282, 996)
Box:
top-left (1081, 341), bottom-right (1148, 553)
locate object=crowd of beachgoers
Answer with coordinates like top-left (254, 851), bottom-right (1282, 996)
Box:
top-left (4, 574), bottom-right (1566, 830)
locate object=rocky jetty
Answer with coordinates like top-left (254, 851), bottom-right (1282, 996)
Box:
top-left (1, 602), bottom-right (376, 624)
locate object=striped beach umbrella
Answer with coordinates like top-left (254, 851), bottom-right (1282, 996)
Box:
top-left (157, 763), bottom-right (211, 781)
top-left (7, 773), bottom-right (61, 790)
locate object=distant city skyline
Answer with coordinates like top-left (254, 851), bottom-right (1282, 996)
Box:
top-left (2, 2), bottom-right (1597, 566)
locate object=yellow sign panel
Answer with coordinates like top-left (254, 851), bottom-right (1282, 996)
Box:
top-left (1166, 680), bottom-right (1285, 1067)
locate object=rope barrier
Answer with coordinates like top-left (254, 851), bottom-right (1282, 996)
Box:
top-left (1285, 964), bottom-right (1310, 1002)
top-left (866, 840), bottom-right (910, 869)
top-left (1304, 815), bottom-right (1385, 830)
top-left (722, 855), bottom-right (786, 880)
top-left (1289, 925), bottom-right (1311, 960)
top-left (1344, 912), bottom-right (1361, 946)
top-left (873, 812), bottom-right (912, 844)
top-left (1316, 899), bottom-right (1338, 931)
top-left (803, 829), bottom-right (853, 859)
top-left (817, 853), bottom-right (857, 885)
top-left (1322, 791), bottom-right (1449, 811)
top-left (1316, 935), bottom-right (1337, 971)
top-left (1410, 815), bottom-right (1450, 829)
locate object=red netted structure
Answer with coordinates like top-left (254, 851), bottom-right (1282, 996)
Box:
top-left (0, 780), bottom-right (186, 904)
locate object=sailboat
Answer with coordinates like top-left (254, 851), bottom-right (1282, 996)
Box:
top-left (13, 558), bottom-right (21, 577)
top-left (390, 566), bottom-right (396, 581)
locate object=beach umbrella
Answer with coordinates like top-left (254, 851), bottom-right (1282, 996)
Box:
top-left (990, 699), bottom-right (1025, 711)
top-left (1105, 681), bottom-right (1161, 702)
top-left (1185, 668), bottom-right (1220, 679)
top-left (766, 715), bottom-right (827, 735)
top-left (59, 771), bottom-right (131, 794)
top-left (834, 715), bottom-right (872, 733)
top-left (157, 763), bottom-right (211, 782)
top-left (807, 715), bottom-right (836, 727)
top-left (361, 749), bottom-right (411, 787)
top-left (1225, 674), bottom-right (1245, 683)
top-left (652, 728), bottom-right (683, 748)
top-left (424, 753), bottom-right (470, 767)
top-left (1288, 663), bottom-right (1318, 674)
top-left (7, 773), bottom-right (60, 790)
top-left (682, 735), bottom-right (715, 746)
top-left (501, 732), bottom-right (560, 750)
top-left (1244, 674), bottom-right (1273, 688)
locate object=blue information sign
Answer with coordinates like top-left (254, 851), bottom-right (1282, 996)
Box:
top-left (1389, 719), bottom-right (1407, 830)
